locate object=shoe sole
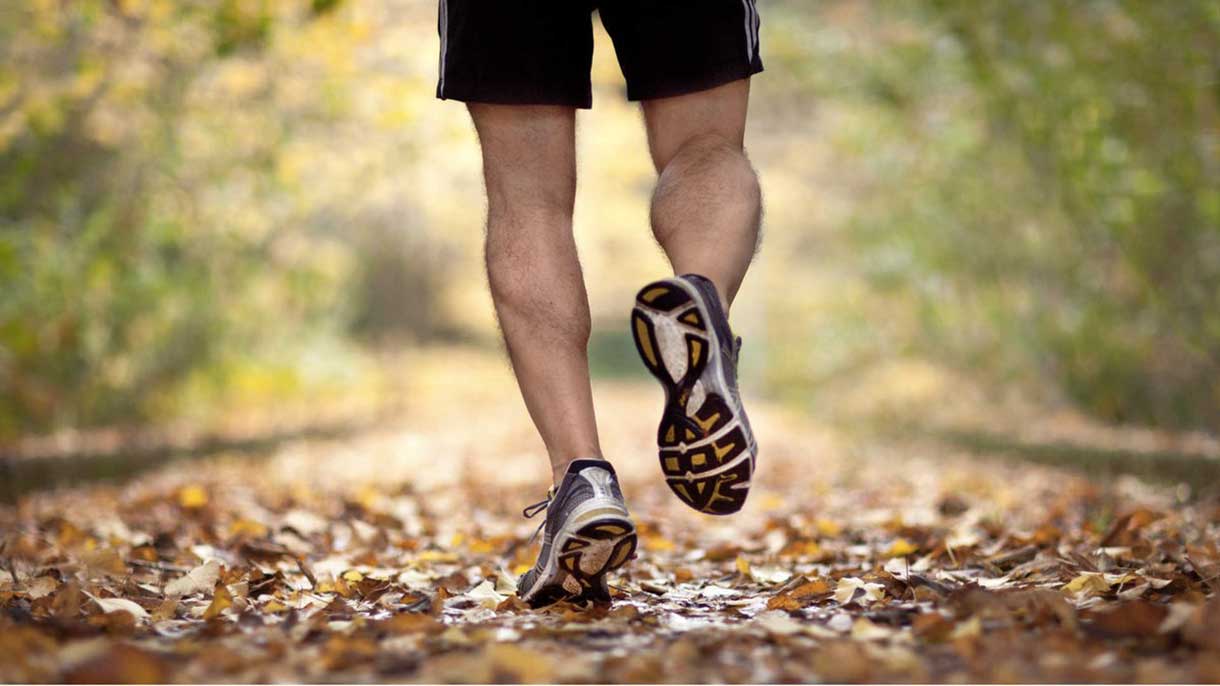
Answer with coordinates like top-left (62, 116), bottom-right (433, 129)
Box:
top-left (520, 514), bottom-right (638, 608)
top-left (631, 278), bottom-right (755, 515)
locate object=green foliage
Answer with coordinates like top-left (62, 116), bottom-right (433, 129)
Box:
top-left (766, 0), bottom-right (1219, 431)
top-left (0, 0), bottom-right (352, 437)
top-left (926, 1), bottom-right (1220, 428)
top-left (213, 0), bottom-right (274, 56)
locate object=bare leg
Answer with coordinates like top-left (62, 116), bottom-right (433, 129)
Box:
top-left (642, 79), bottom-right (761, 312)
top-left (468, 104), bottom-right (602, 485)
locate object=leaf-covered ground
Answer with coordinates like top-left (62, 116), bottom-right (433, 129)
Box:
top-left (3, 350), bottom-right (1219, 683)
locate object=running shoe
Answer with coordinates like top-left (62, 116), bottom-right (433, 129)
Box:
top-left (516, 458), bottom-right (637, 607)
top-left (630, 274), bottom-right (757, 515)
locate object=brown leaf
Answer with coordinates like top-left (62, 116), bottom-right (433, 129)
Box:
top-left (378, 612), bottom-right (442, 634)
top-left (52, 581), bottom-right (81, 620)
top-left (912, 612), bottom-right (955, 642)
top-left (63, 645), bottom-right (168, 684)
top-left (1181, 598), bottom-right (1220, 651)
top-left (1100, 508), bottom-right (1163, 547)
top-left (487, 643), bottom-right (555, 683)
top-left (80, 547), bottom-right (127, 578)
top-left (151, 597), bottom-right (178, 622)
top-left (791, 578), bottom-right (832, 599)
top-left (202, 582), bottom-right (233, 620)
top-left (1083, 600), bottom-right (1168, 638)
top-left (767, 593), bottom-right (802, 611)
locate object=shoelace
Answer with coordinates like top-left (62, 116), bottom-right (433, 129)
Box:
top-left (521, 487), bottom-right (555, 545)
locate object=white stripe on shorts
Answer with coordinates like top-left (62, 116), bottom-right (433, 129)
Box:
top-left (740, 0), bottom-right (754, 61)
top-left (750, 0), bottom-right (760, 60)
top-left (438, 0), bottom-right (450, 95)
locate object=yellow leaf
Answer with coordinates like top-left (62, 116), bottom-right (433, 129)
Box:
top-left (355, 486), bottom-right (381, 512)
top-left (342, 570), bottom-right (364, 582)
top-left (487, 643), bottom-right (555, 683)
top-left (735, 555), bottom-right (751, 576)
top-left (888, 538), bottom-right (918, 557)
top-left (416, 550), bottom-right (460, 564)
top-left (228, 519), bottom-right (268, 538)
top-left (151, 598), bottom-right (177, 622)
top-left (1063, 572), bottom-right (1111, 595)
top-left (202, 583), bottom-right (233, 620)
top-left (641, 533), bottom-right (675, 552)
top-left (816, 518), bottom-right (843, 537)
top-left (467, 538), bottom-right (496, 554)
top-left (177, 485), bottom-right (208, 509)
top-left (780, 540), bottom-right (823, 558)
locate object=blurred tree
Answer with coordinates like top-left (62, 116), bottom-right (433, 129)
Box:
top-left (0, 0), bottom-right (351, 437)
top-left (762, 0), bottom-right (1219, 431)
top-left (923, 1), bottom-right (1220, 429)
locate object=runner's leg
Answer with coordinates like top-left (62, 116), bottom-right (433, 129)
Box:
top-left (468, 104), bottom-right (603, 484)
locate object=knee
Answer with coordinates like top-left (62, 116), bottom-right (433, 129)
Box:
top-left (484, 166), bottom-right (576, 227)
top-left (658, 133), bottom-right (759, 199)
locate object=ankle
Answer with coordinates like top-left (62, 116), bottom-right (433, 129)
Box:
top-left (551, 454), bottom-right (607, 484)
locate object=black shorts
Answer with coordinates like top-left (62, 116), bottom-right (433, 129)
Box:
top-left (436, 0), bottom-right (763, 108)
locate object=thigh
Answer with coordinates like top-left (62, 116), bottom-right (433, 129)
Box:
top-left (599, 0), bottom-right (762, 104)
top-left (468, 105), bottom-right (577, 211)
top-left (440, 0), bottom-right (596, 109)
top-left (640, 79), bottom-right (752, 172)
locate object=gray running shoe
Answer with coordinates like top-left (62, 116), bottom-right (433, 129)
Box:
top-left (516, 458), bottom-right (637, 607)
top-left (630, 274), bottom-right (758, 515)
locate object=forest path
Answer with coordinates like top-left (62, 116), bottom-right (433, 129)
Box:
top-left (2, 349), bottom-right (1218, 682)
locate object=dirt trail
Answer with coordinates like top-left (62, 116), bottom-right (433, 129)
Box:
top-left (2, 349), bottom-right (1218, 682)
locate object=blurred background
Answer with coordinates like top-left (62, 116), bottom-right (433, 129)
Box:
top-left (2, 0), bottom-right (1218, 486)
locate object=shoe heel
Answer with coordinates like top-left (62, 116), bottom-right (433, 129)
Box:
top-left (556, 518), bottom-right (637, 590)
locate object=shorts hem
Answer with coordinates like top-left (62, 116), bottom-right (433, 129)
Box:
top-left (437, 87), bottom-right (592, 110)
top-left (626, 61), bottom-right (764, 102)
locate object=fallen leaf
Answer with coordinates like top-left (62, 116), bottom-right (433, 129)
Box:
top-left (755, 610), bottom-right (803, 635)
top-left (464, 580), bottom-right (506, 608)
top-left (80, 547), bottom-right (127, 578)
top-left (949, 615), bottom-right (982, 640)
top-left (202, 583), bottom-right (233, 620)
top-left (379, 612), bottom-right (443, 634)
top-left (767, 593), bottom-right (802, 611)
top-left (177, 485), bottom-right (209, 509)
top-left (735, 555), bottom-right (751, 577)
top-left (24, 576), bottom-right (58, 599)
top-left (851, 617), bottom-right (895, 641)
top-left (63, 644), bottom-right (168, 683)
top-left (834, 577), bottom-right (885, 605)
top-left (750, 564), bottom-right (793, 585)
top-left (85, 593), bottom-right (149, 621)
top-left (164, 559), bottom-right (220, 597)
top-left (1084, 600), bottom-right (1167, 637)
top-left (1063, 572), bottom-right (1112, 595)
top-left (888, 538), bottom-right (919, 557)
top-left (791, 578), bottom-right (832, 598)
top-left (487, 643), bottom-right (555, 682)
